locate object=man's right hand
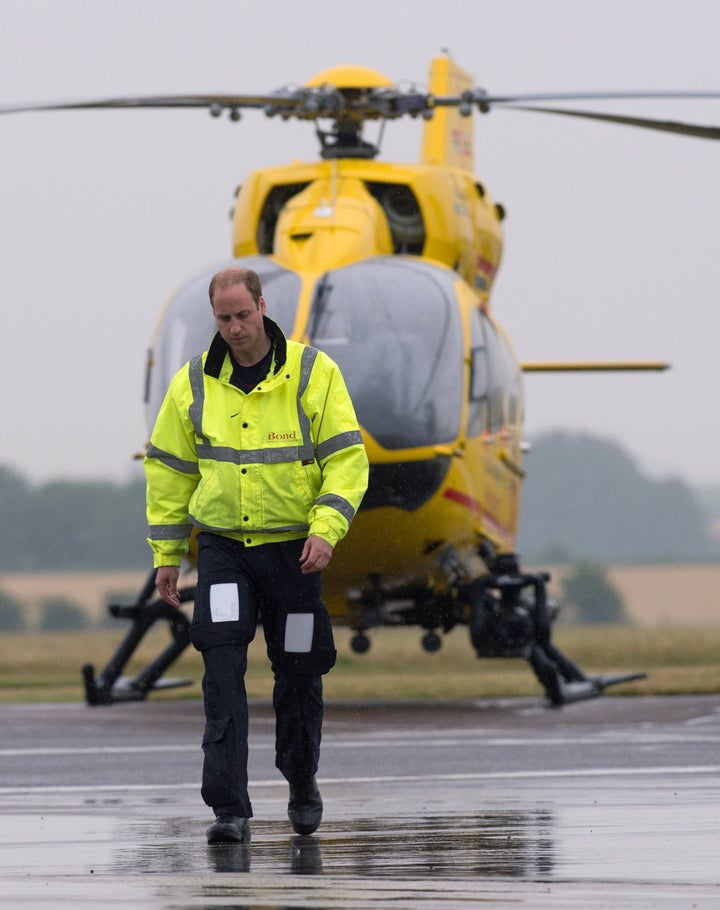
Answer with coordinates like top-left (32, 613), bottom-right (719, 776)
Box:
top-left (155, 565), bottom-right (181, 607)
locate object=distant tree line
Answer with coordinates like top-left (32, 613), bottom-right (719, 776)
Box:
top-left (0, 430), bottom-right (717, 573)
top-left (0, 591), bottom-right (102, 632)
top-left (0, 466), bottom-right (149, 571)
top-left (517, 431), bottom-right (718, 562)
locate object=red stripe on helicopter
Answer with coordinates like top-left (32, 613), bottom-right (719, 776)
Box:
top-left (476, 256), bottom-right (497, 277)
top-left (481, 510), bottom-right (515, 548)
top-left (443, 488), bottom-right (515, 547)
top-left (443, 487), bottom-right (481, 513)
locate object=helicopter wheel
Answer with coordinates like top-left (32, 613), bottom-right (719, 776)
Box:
top-left (350, 632), bottom-right (372, 654)
top-left (421, 631), bottom-right (442, 653)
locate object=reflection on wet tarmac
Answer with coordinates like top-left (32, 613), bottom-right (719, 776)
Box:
top-left (205, 835), bottom-right (323, 876)
top-left (315, 812), bottom-right (555, 879)
top-left (289, 836), bottom-right (324, 876)
top-left (207, 842), bottom-right (253, 874)
top-left (109, 810), bottom-right (555, 881)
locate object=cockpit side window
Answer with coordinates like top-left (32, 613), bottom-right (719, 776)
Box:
top-left (498, 329), bottom-right (522, 427)
top-left (468, 309), bottom-right (506, 435)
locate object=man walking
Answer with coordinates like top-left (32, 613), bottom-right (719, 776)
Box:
top-left (144, 266), bottom-right (369, 843)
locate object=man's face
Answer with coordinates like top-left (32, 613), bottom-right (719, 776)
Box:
top-left (211, 282), bottom-right (268, 365)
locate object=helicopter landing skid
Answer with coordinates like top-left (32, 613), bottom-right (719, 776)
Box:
top-left (469, 556), bottom-right (648, 707)
top-left (528, 641), bottom-right (647, 707)
top-left (82, 569), bottom-right (194, 706)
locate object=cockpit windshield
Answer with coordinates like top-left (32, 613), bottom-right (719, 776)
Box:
top-left (308, 258), bottom-right (464, 449)
top-left (145, 257), bottom-right (301, 429)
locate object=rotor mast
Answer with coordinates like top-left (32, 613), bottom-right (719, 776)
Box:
top-left (302, 65), bottom-right (396, 159)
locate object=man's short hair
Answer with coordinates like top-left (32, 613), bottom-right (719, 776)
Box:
top-left (209, 267), bottom-right (262, 306)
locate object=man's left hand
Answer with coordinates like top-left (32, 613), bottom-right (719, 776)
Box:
top-left (300, 535), bottom-right (333, 574)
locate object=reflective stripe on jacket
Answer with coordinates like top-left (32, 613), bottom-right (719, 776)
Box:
top-left (144, 323), bottom-right (369, 568)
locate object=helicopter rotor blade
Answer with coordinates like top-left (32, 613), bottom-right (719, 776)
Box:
top-left (0, 94), bottom-right (273, 113)
top-left (3, 86), bottom-right (720, 139)
top-left (461, 88), bottom-right (720, 106)
top-left (0, 91), bottom-right (341, 120)
top-left (500, 104), bottom-right (720, 140)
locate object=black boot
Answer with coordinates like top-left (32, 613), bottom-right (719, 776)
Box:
top-left (207, 815), bottom-right (249, 844)
top-left (288, 776), bottom-right (323, 835)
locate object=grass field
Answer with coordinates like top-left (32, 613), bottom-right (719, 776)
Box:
top-left (1, 623), bottom-right (720, 704)
top-left (2, 566), bottom-right (719, 703)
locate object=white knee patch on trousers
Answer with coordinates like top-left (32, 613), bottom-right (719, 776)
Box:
top-left (209, 583), bottom-right (240, 623)
top-left (284, 613), bottom-right (314, 653)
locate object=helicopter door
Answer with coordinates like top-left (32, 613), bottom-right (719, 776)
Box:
top-left (467, 307), bottom-right (524, 541)
top-left (144, 256), bottom-right (302, 430)
top-left (468, 308), bottom-right (515, 438)
top-left (307, 257), bottom-right (464, 449)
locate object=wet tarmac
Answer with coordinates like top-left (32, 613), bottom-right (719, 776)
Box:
top-left (1, 694), bottom-right (719, 908)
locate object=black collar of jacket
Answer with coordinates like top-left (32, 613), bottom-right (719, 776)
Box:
top-left (204, 316), bottom-right (287, 379)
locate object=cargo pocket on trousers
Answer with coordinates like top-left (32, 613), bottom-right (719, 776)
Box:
top-left (202, 715), bottom-right (231, 754)
top-left (200, 715), bottom-right (233, 806)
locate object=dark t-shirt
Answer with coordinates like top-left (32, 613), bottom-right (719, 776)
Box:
top-left (229, 342), bottom-right (273, 393)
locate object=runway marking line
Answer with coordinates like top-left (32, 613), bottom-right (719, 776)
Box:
top-left (0, 764), bottom-right (717, 796)
top-left (3, 728), bottom-right (719, 757)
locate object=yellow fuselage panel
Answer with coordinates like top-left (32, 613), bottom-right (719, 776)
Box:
top-left (324, 437), bottom-right (520, 615)
top-left (231, 159), bottom-right (503, 296)
top-left (273, 177), bottom-right (393, 272)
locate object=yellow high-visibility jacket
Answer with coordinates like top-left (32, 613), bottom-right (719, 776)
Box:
top-left (144, 320), bottom-right (369, 568)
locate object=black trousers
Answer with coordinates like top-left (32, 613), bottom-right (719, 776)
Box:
top-left (191, 532), bottom-right (337, 819)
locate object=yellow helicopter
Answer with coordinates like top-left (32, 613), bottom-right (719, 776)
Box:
top-left (5, 56), bottom-right (716, 706)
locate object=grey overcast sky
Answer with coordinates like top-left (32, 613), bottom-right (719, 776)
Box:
top-left (1, 0), bottom-right (719, 485)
